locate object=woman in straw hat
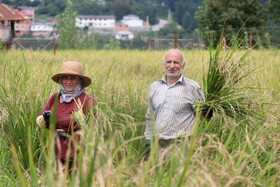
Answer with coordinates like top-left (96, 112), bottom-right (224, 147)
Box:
top-left (36, 61), bottom-right (95, 173)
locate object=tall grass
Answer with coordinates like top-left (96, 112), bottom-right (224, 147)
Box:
top-left (0, 48), bottom-right (279, 186)
top-left (194, 34), bottom-right (265, 123)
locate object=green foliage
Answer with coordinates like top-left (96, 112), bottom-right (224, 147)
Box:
top-left (112, 0), bottom-right (132, 20)
top-left (93, 34), bottom-right (119, 50)
top-left (158, 21), bottom-right (180, 37)
top-left (0, 51), bottom-right (45, 180)
top-left (76, 33), bottom-right (96, 50)
top-left (182, 12), bottom-right (195, 32)
top-left (1, 0), bottom-right (40, 7)
top-left (194, 33), bottom-right (265, 124)
top-left (36, 0), bottom-right (67, 17)
top-left (104, 38), bottom-right (121, 50)
top-left (268, 0), bottom-right (280, 24)
top-left (119, 35), bottom-right (148, 50)
top-left (173, 0), bottom-right (201, 31)
top-left (56, 0), bottom-right (78, 49)
top-left (195, 0), bottom-right (269, 47)
top-left (130, 1), bottom-right (157, 25)
top-left (73, 0), bottom-right (110, 15)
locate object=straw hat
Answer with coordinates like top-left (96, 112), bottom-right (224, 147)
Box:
top-left (51, 61), bottom-right (92, 88)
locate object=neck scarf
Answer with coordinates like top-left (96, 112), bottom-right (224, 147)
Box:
top-left (59, 77), bottom-right (85, 103)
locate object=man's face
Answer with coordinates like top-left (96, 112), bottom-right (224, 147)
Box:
top-left (164, 50), bottom-right (185, 79)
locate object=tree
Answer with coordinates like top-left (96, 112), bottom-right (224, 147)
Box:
top-left (112, 0), bottom-right (132, 20)
top-left (56, 0), bottom-right (78, 49)
top-left (268, 0), bottom-right (280, 24)
top-left (36, 0), bottom-right (67, 16)
top-left (73, 0), bottom-right (110, 15)
top-left (182, 11), bottom-right (197, 32)
top-left (195, 0), bottom-right (268, 46)
top-left (173, 0), bottom-right (201, 31)
top-left (131, 1), bottom-right (158, 25)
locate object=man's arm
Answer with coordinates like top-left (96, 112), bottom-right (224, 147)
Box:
top-left (144, 84), bottom-right (156, 140)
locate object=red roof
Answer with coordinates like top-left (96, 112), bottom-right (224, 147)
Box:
top-left (0, 3), bottom-right (26, 21)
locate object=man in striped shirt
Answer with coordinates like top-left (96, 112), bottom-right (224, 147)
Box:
top-left (144, 49), bottom-right (205, 160)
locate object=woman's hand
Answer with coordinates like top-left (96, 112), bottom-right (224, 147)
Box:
top-left (36, 115), bottom-right (47, 128)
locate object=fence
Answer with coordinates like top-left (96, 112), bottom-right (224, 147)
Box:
top-left (2, 26), bottom-right (280, 51)
top-left (12, 37), bottom-right (56, 54)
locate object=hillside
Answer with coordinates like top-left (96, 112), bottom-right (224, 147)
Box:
top-left (2, 0), bottom-right (203, 31)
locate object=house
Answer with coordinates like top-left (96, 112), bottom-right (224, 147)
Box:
top-left (115, 24), bottom-right (129, 33)
top-left (46, 17), bottom-right (57, 26)
top-left (120, 14), bottom-right (144, 27)
top-left (75, 15), bottom-right (115, 28)
top-left (0, 26), bottom-right (9, 42)
top-left (16, 6), bottom-right (35, 20)
top-left (15, 6), bottom-right (34, 35)
top-left (115, 31), bottom-right (134, 41)
top-left (14, 19), bottom-right (32, 35)
top-left (0, 2), bottom-right (26, 42)
top-left (0, 20), bottom-right (9, 27)
top-left (30, 23), bottom-right (54, 37)
top-left (115, 24), bottom-right (134, 40)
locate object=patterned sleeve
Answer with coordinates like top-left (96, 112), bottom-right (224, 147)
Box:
top-left (196, 86), bottom-right (205, 102)
top-left (145, 83), bottom-right (155, 137)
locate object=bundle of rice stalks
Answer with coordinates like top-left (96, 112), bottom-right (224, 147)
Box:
top-left (72, 98), bottom-right (89, 144)
top-left (193, 33), bottom-right (264, 123)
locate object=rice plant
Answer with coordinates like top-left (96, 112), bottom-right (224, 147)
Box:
top-left (193, 33), bottom-right (266, 124)
top-left (0, 47), bottom-right (279, 186)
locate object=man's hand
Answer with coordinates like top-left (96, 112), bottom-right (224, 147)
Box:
top-left (192, 100), bottom-right (213, 120)
top-left (202, 107), bottom-right (213, 120)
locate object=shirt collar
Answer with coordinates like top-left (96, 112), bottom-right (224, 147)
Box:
top-left (160, 74), bottom-right (185, 85)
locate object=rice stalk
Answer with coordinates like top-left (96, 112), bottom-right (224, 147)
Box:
top-left (0, 49), bottom-right (279, 186)
top-left (193, 32), bottom-right (265, 123)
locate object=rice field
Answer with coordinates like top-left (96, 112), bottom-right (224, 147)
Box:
top-left (0, 48), bottom-right (279, 186)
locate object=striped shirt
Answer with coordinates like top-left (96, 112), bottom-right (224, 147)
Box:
top-left (144, 75), bottom-right (204, 140)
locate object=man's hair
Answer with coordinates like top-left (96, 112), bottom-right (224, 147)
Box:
top-left (163, 49), bottom-right (185, 65)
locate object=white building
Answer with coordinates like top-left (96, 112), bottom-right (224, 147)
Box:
top-left (30, 23), bottom-right (53, 36)
top-left (120, 14), bottom-right (144, 27)
top-left (76, 15), bottom-right (115, 28)
top-left (115, 31), bottom-right (134, 41)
